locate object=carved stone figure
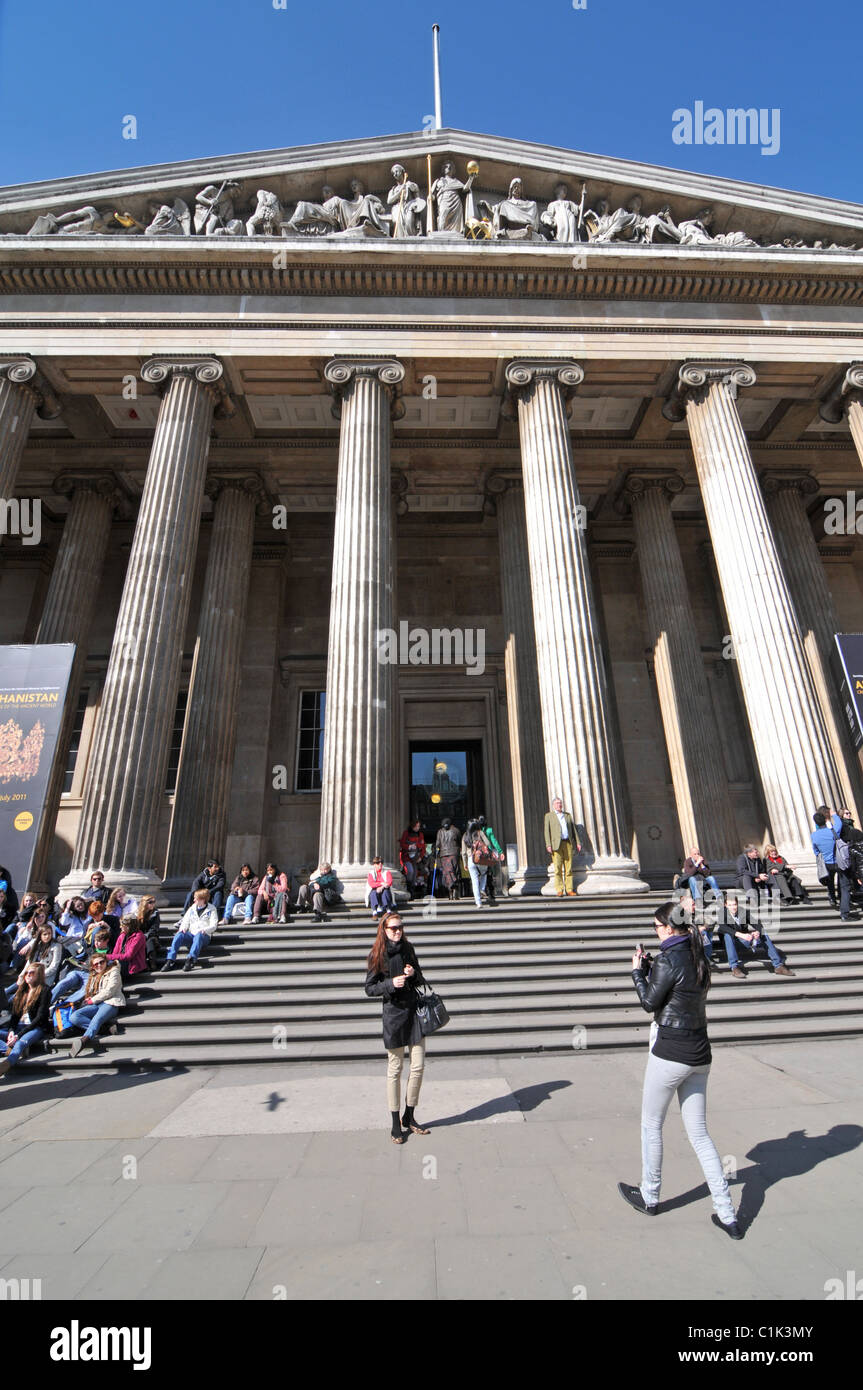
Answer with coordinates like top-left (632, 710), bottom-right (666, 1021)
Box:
top-left (540, 182), bottom-right (585, 243)
top-left (326, 179), bottom-right (390, 237)
top-left (246, 189), bottom-right (284, 237)
top-left (386, 165), bottom-right (425, 238)
top-left (588, 194), bottom-right (645, 243)
top-left (28, 206), bottom-right (114, 235)
top-left (287, 186), bottom-right (340, 235)
top-left (488, 178), bottom-right (540, 238)
top-left (145, 198), bottom-right (191, 236)
top-left (674, 207), bottom-right (756, 248)
top-left (431, 161), bottom-right (476, 234)
top-left (639, 204), bottom-right (678, 244)
top-left (194, 181), bottom-right (243, 236)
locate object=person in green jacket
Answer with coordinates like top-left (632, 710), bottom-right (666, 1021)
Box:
top-left (475, 815), bottom-right (504, 904)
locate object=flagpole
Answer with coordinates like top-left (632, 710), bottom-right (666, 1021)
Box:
top-left (432, 24), bottom-right (442, 130)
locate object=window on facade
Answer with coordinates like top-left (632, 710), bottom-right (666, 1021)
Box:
top-left (62, 687), bottom-right (91, 794)
top-left (165, 689), bottom-right (189, 794)
top-left (296, 690), bottom-right (326, 792)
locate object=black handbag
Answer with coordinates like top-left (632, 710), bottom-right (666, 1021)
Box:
top-left (415, 983), bottom-right (450, 1036)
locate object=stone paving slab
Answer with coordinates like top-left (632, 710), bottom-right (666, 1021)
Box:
top-left (148, 1076), bottom-right (522, 1137)
top-left (0, 1041), bottom-right (859, 1300)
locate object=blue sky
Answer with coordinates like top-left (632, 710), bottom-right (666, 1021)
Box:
top-left (0, 0), bottom-right (860, 201)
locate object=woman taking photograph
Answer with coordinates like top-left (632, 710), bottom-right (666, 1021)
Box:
top-left (364, 911), bottom-right (430, 1144)
top-left (618, 901), bottom-right (741, 1240)
top-left (58, 895), bottom-right (90, 940)
top-left (0, 962), bottom-right (51, 1077)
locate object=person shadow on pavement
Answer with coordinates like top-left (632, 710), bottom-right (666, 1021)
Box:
top-left (660, 1124), bottom-right (863, 1232)
top-left (431, 1079), bottom-right (572, 1127)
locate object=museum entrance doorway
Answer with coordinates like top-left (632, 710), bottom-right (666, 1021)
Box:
top-left (408, 741), bottom-right (484, 842)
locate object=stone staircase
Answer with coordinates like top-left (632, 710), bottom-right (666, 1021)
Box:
top-left (29, 888), bottom-right (863, 1070)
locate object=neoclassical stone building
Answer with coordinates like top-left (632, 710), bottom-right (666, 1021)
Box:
top-left (1, 129), bottom-right (862, 901)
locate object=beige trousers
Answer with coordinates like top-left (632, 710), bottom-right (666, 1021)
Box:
top-left (386, 1038), bottom-right (426, 1110)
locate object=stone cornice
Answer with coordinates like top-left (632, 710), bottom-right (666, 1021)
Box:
top-left (2, 250), bottom-right (863, 307)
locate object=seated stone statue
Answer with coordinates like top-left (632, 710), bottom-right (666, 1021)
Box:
top-left (587, 194), bottom-right (646, 243)
top-left (246, 189), bottom-right (284, 237)
top-left (328, 179), bottom-right (390, 237)
top-left (387, 165), bottom-right (425, 238)
top-left (488, 178), bottom-right (539, 238)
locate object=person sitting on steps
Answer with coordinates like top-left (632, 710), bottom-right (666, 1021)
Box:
top-left (161, 889), bottom-right (218, 973)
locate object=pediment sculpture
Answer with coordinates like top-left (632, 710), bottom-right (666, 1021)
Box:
top-left (16, 162), bottom-right (861, 252)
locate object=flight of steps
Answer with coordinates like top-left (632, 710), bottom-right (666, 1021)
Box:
top-left (30, 888), bottom-right (863, 1070)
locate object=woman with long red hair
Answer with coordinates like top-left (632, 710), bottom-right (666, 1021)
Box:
top-left (365, 911), bottom-right (430, 1144)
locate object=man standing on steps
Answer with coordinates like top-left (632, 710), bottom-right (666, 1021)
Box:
top-left (544, 798), bottom-right (581, 897)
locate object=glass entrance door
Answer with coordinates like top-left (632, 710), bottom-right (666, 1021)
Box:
top-left (409, 741), bottom-right (484, 841)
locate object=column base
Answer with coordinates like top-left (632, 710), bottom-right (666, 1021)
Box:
top-left (576, 857), bottom-right (651, 896)
top-left (507, 866), bottom-right (550, 896)
top-left (58, 868), bottom-right (168, 908)
top-left (334, 864), bottom-right (408, 906)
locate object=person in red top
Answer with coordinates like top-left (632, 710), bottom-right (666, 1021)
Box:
top-left (399, 820), bottom-right (426, 898)
top-left (368, 857), bottom-right (394, 918)
top-left (108, 914), bottom-right (148, 983)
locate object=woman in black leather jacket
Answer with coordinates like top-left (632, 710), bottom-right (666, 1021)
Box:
top-left (617, 901), bottom-right (741, 1239)
top-left (364, 911), bottom-right (430, 1144)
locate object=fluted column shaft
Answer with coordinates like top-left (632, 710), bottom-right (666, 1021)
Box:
top-left (319, 359), bottom-right (404, 900)
top-left (63, 359), bottom-right (223, 898)
top-left (0, 359), bottom-right (38, 504)
top-left (626, 473), bottom-right (739, 860)
top-left (763, 474), bottom-right (862, 820)
top-left (29, 478), bottom-right (118, 890)
top-left (493, 479), bottom-right (549, 891)
top-left (676, 363), bottom-right (843, 871)
top-left (164, 478), bottom-right (258, 884)
top-left (506, 360), bottom-right (648, 894)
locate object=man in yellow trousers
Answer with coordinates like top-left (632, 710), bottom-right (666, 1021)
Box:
top-left (543, 797), bottom-right (581, 896)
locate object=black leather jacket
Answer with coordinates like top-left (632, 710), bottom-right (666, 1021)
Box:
top-left (631, 936), bottom-right (708, 1029)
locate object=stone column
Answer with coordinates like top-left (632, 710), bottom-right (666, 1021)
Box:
top-left (666, 362), bottom-right (843, 874)
top-left (0, 359), bottom-right (38, 514)
top-left (487, 475), bottom-right (549, 893)
top-left (622, 471), bottom-right (739, 862)
top-left (29, 474), bottom-right (120, 892)
top-left (820, 364), bottom-right (863, 463)
top-left (60, 358), bottom-right (224, 901)
top-left (505, 360), bottom-right (648, 894)
top-left (762, 471), bottom-right (863, 820)
top-left (319, 359), bottom-right (405, 901)
top-left (163, 476), bottom-right (261, 891)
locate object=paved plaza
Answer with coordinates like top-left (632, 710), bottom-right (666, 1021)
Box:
top-left (0, 1039), bottom-right (860, 1301)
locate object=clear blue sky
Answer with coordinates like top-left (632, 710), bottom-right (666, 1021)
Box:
top-left (0, 0), bottom-right (860, 201)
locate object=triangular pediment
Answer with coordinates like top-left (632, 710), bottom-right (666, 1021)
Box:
top-left (0, 129), bottom-right (861, 250)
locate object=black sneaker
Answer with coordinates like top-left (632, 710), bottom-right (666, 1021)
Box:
top-left (182, 960), bottom-right (194, 973)
top-left (160, 960), bottom-right (176, 973)
top-left (617, 1181), bottom-right (657, 1215)
top-left (711, 1214), bottom-right (743, 1240)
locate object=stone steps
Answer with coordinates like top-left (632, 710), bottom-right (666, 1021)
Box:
top-left (24, 888), bottom-right (863, 1069)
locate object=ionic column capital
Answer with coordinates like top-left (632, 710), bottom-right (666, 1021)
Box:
top-left (819, 363), bottom-right (863, 423)
top-left (663, 361), bottom-right (757, 421)
top-left (54, 470), bottom-right (122, 502)
top-left (505, 360), bottom-right (584, 405)
top-left (140, 356), bottom-right (233, 415)
top-left (391, 468), bottom-right (409, 515)
top-left (324, 358), bottom-right (405, 420)
top-left (205, 471), bottom-right (269, 511)
top-left (618, 470), bottom-right (685, 513)
top-left (0, 356), bottom-right (61, 419)
top-left (483, 471), bottom-right (522, 515)
top-left (760, 470), bottom-right (820, 499)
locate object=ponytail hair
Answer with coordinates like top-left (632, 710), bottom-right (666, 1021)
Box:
top-left (655, 900), bottom-right (711, 991)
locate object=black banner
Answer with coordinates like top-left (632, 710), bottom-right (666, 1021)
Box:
top-left (0, 644), bottom-right (75, 895)
top-left (833, 635), bottom-right (863, 750)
